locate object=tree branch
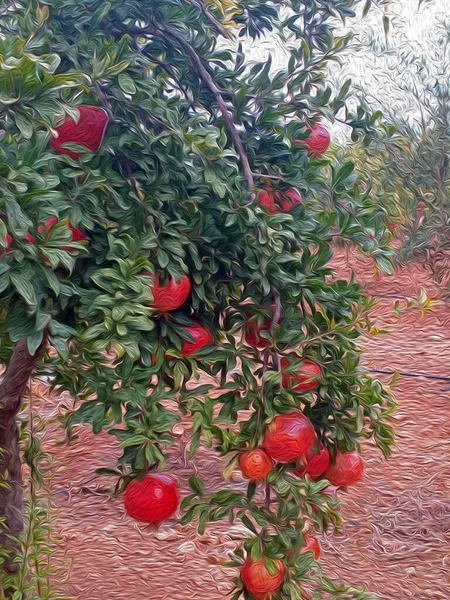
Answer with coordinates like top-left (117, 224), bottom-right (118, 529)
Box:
top-left (162, 25), bottom-right (254, 190)
top-left (0, 338), bottom-right (44, 416)
top-left (186, 0), bottom-right (229, 38)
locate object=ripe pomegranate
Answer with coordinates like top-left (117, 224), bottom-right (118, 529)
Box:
top-left (296, 123), bottom-right (330, 157)
top-left (241, 557), bottom-right (285, 600)
top-left (301, 534), bottom-right (321, 560)
top-left (146, 272), bottom-right (191, 312)
top-left (325, 451), bottom-right (364, 487)
top-left (39, 217), bottom-right (87, 250)
top-left (277, 188), bottom-right (303, 212)
top-left (244, 305), bottom-right (282, 349)
top-left (258, 188), bottom-right (302, 215)
top-left (258, 190), bottom-right (278, 215)
top-left (281, 356), bottom-right (321, 392)
top-left (288, 533), bottom-right (321, 561)
top-left (50, 105), bottom-right (108, 159)
top-left (239, 448), bottom-right (273, 481)
top-left (293, 445), bottom-right (330, 479)
top-left (244, 317), bottom-right (272, 348)
top-left (263, 411), bottom-right (316, 463)
top-left (180, 322), bottom-right (213, 356)
top-left (124, 472), bottom-right (179, 524)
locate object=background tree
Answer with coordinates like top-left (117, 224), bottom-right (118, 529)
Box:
top-left (338, 13), bottom-right (450, 287)
top-left (0, 0), bottom-right (395, 598)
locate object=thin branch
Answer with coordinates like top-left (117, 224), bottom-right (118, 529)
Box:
top-left (141, 49), bottom-right (197, 111)
top-left (252, 172), bottom-right (292, 185)
top-left (162, 25), bottom-right (254, 190)
top-left (186, 0), bottom-right (229, 38)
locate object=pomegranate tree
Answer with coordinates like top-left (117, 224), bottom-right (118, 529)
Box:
top-left (0, 0), bottom-right (395, 598)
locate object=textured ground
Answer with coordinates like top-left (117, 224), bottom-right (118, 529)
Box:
top-left (32, 251), bottom-right (450, 600)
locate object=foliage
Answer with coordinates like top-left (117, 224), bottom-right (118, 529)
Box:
top-left (0, 0), bottom-right (396, 598)
top-left (339, 16), bottom-right (450, 290)
top-left (0, 391), bottom-right (71, 600)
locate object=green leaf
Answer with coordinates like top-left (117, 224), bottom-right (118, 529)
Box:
top-left (189, 475), bottom-right (205, 496)
top-left (10, 272), bottom-right (36, 308)
top-left (118, 73), bottom-right (137, 95)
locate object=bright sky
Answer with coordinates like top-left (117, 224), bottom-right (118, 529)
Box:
top-left (244, 0), bottom-right (450, 139)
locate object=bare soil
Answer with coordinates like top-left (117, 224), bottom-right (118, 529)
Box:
top-left (33, 252), bottom-right (450, 600)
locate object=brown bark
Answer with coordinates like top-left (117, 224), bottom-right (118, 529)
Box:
top-left (0, 338), bottom-right (44, 577)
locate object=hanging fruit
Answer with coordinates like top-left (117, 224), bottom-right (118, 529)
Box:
top-left (258, 188), bottom-right (303, 215)
top-left (297, 123), bottom-right (331, 157)
top-left (124, 473), bottom-right (179, 524)
top-left (179, 322), bottom-right (214, 356)
top-left (241, 557), bottom-right (286, 600)
top-left (281, 356), bottom-right (321, 392)
top-left (147, 272), bottom-right (191, 312)
top-left (238, 448), bottom-right (273, 482)
top-left (325, 451), bottom-right (364, 487)
top-left (292, 445), bottom-right (330, 479)
top-left (50, 105), bottom-right (108, 159)
top-left (263, 411), bottom-right (316, 463)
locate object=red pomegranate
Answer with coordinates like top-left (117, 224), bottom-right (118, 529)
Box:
top-left (50, 105), bottom-right (108, 159)
top-left (325, 451), bottom-right (364, 487)
top-left (147, 272), bottom-right (191, 312)
top-left (263, 411), bottom-right (316, 463)
top-left (281, 356), bottom-right (321, 392)
top-left (293, 445), bottom-right (330, 479)
top-left (39, 217), bottom-right (87, 250)
top-left (258, 188), bottom-right (302, 216)
top-left (277, 188), bottom-right (303, 212)
top-left (258, 190), bottom-right (278, 215)
top-left (244, 317), bottom-right (272, 348)
top-left (301, 534), bottom-right (321, 560)
top-left (124, 472), bottom-right (179, 524)
top-left (241, 557), bottom-right (285, 600)
top-left (239, 448), bottom-right (273, 482)
top-left (180, 322), bottom-right (213, 356)
top-left (296, 123), bottom-right (330, 157)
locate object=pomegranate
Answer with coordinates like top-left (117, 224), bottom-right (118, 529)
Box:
top-left (244, 305), bottom-right (282, 349)
top-left (301, 534), bottom-right (321, 560)
top-left (241, 557), bottom-right (285, 600)
top-left (288, 533), bottom-right (321, 561)
top-left (296, 123), bottom-right (330, 157)
top-left (180, 322), bottom-right (213, 356)
top-left (293, 445), bottom-right (330, 479)
top-left (263, 411), bottom-right (316, 463)
top-left (277, 188), bottom-right (303, 212)
top-left (244, 317), bottom-right (272, 348)
top-left (50, 105), bottom-right (108, 159)
top-left (124, 472), bottom-right (179, 524)
top-left (147, 272), bottom-right (191, 312)
top-left (39, 217), bottom-right (87, 250)
top-left (281, 356), bottom-right (321, 392)
top-left (258, 190), bottom-right (278, 215)
top-left (325, 451), bottom-right (364, 487)
top-left (239, 448), bottom-right (273, 482)
top-left (305, 123), bottom-right (331, 156)
top-left (258, 188), bottom-right (302, 215)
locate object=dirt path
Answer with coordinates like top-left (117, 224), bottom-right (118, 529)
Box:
top-left (36, 253), bottom-right (450, 600)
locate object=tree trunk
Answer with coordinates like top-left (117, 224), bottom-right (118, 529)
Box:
top-left (0, 338), bottom-right (44, 577)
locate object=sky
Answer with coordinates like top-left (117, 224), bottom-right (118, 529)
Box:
top-left (243, 0), bottom-right (450, 139)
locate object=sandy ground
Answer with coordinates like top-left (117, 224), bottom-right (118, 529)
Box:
top-left (33, 251), bottom-right (450, 600)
